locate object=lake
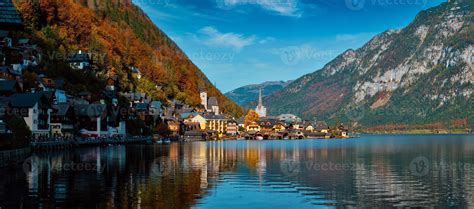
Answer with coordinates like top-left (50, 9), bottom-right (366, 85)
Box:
top-left (1, 134), bottom-right (474, 208)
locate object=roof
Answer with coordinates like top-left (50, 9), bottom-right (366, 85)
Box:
top-left (78, 91), bottom-right (91, 96)
top-left (107, 75), bottom-right (118, 81)
top-left (54, 79), bottom-right (65, 89)
top-left (8, 92), bottom-right (48, 108)
top-left (52, 104), bottom-right (71, 117)
top-left (0, 0), bottom-right (23, 30)
top-left (315, 121), bottom-right (329, 130)
top-left (180, 112), bottom-right (201, 119)
top-left (131, 67), bottom-right (141, 74)
top-left (123, 92), bottom-right (146, 101)
top-left (207, 97), bottom-right (218, 109)
top-left (150, 101), bottom-right (162, 109)
top-left (37, 76), bottom-right (56, 88)
top-left (202, 113), bottom-right (227, 120)
top-left (0, 80), bottom-right (16, 91)
top-left (0, 30), bottom-right (9, 38)
top-left (67, 52), bottom-right (91, 63)
top-left (17, 38), bottom-right (29, 44)
top-left (0, 66), bottom-right (8, 73)
top-left (135, 103), bottom-right (149, 110)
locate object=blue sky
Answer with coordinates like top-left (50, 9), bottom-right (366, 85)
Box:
top-left (133, 0), bottom-right (445, 92)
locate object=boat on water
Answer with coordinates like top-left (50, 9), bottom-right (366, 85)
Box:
top-left (256, 136), bottom-right (264, 140)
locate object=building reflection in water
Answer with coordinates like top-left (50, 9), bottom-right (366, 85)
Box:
top-left (2, 135), bottom-right (474, 208)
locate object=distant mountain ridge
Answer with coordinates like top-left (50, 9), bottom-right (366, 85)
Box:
top-left (265, 1), bottom-right (473, 129)
top-left (225, 80), bottom-right (292, 108)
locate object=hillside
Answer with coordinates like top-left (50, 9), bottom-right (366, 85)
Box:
top-left (12, 0), bottom-right (243, 116)
top-left (225, 80), bottom-right (292, 108)
top-left (265, 1), bottom-right (473, 130)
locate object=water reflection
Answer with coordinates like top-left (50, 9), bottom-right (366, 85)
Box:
top-left (1, 134), bottom-right (474, 208)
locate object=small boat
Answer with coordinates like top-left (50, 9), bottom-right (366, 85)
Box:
top-left (256, 136), bottom-right (264, 140)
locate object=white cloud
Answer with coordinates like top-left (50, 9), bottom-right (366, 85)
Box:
top-left (221, 0), bottom-right (301, 17)
top-left (259, 37), bottom-right (276, 44)
top-left (198, 26), bottom-right (256, 51)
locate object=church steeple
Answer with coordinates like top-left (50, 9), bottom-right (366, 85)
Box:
top-left (255, 88), bottom-right (267, 117)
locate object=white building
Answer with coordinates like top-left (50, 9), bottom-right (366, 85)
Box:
top-left (67, 51), bottom-right (92, 70)
top-left (9, 93), bottom-right (53, 138)
top-left (200, 91), bottom-right (208, 109)
top-left (200, 91), bottom-right (219, 115)
top-left (255, 88), bottom-right (267, 117)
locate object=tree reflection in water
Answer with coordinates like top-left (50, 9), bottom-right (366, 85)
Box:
top-left (2, 135), bottom-right (474, 208)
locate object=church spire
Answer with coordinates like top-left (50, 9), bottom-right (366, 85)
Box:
top-left (255, 88), bottom-right (267, 118)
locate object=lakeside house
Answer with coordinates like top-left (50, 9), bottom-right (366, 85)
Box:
top-left (8, 93), bottom-right (53, 138)
top-left (203, 113), bottom-right (227, 134)
top-left (227, 120), bottom-right (238, 136)
top-left (50, 104), bottom-right (76, 138)
top-left (246, 122), bottom-right (261, 132)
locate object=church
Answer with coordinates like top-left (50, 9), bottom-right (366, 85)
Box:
top-left (255, 88), bottom-right (267, 118)
top-left (200, 91), bottom-right (220, 115)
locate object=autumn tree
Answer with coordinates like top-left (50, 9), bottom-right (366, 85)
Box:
top-left (244, 110), bottom-right (259, 127)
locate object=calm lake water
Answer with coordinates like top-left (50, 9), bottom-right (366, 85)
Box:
top-left (2, 134), bottom-right (474, 208)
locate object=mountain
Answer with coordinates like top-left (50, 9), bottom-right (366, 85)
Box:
top-left (225, 80), bottom-right (292, 108)
top-left (12, 0), bottom-right (243, 116)
top-left (265, 1), bottom-right (473, 129)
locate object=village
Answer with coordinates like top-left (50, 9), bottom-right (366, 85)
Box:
top-left (0, 2), bottom-right (350, 152)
